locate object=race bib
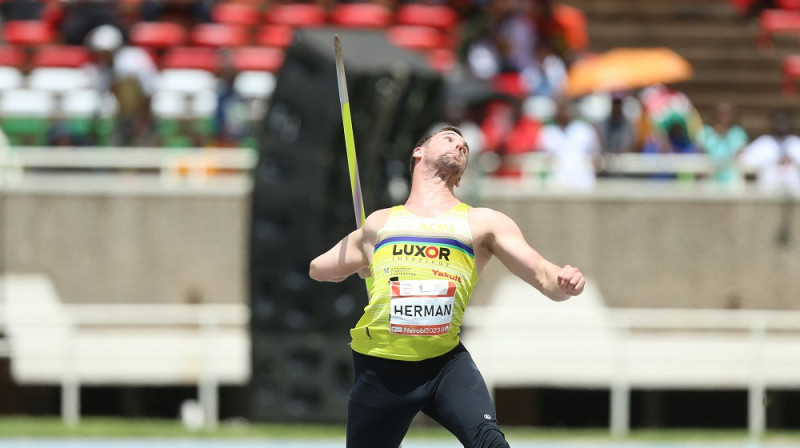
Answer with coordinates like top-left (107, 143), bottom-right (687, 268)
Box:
top-left (389, 280), bottom-right (456, 336)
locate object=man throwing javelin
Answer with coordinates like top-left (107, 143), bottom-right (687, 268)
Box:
top-left (310, 126), bottom-right (585, 448)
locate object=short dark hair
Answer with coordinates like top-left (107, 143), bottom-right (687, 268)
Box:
top-left (409, 125), bottom-right (464, 177)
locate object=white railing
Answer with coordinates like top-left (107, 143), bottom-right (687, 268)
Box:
top-left (463, 305), bottom-right (800, 442)
top-left (0, 146), bottom-right (257, 185)
top-left (0, 147), bottom-right (748, 180)
top-left (512, 152), bottom-right (754, 177)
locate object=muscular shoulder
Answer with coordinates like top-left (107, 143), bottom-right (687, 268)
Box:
top-left (467, 207), bottom-right (513, 247)
top-left (364, 208), bottom-right (392, 229)
top-left (361, 208), bottom-right (393, 242)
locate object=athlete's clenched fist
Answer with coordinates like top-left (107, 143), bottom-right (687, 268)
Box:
top-left (557, 265), bottom-right (585, 296)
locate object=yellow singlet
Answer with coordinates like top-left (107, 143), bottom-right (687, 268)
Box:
top-left (350, 203), bottom-right (478, 361)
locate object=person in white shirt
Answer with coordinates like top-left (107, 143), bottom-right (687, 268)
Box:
top-left (741, 111), bottom-right (800, 194)
top-left (537, 98), bottom-right (601, 190)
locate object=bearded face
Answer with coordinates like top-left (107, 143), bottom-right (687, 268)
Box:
top-left (432, 152), bottom-right (467, 185)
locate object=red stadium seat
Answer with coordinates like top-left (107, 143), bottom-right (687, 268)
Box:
top-left (0, 46), bottom-right (26, 67)
top-left (255, 25), bottom-right (294, 48)
top-left (130, 22), bottom-right (187, 49)
top-left (330, 4), bottom-right (392, 29)
top-left (782, 54), bottom-right (800, 95)
top-left (190, 23), bottom-right (249, 47)
top-left (264, 4), bottom-right (326, 27)
top-left (161, 47), bottom-right (220, 72)
top-left (491, 73), bottom-right (528, 98)
top-left (505, 117), bottom-right (542, 155)
top-left (730, 0), bottom-right (756, 15)
top-left (394, 5), bottom-right (459, 30)
top-left (2, 21), bottom-right (55, 46)
top-left (386, 26), bottom-right (448, 52)
top-left (32, 45), bottom-right (91, 68)
top-left (778, 0), bottom-right (800, 10)
top-left (758, 9), bottom-right (800, 49)
top-left (213, 3), bottom-right (261, 27)
top-left (233, 47), bottom-right (284, 72)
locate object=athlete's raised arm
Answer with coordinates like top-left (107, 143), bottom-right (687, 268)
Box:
top-left (309, 209), bottom-right (390, 283)
top-left (471, 208), bottom-right (584, 301)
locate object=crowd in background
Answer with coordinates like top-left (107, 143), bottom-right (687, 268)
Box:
top-left (0, 0), bottom-right (798, 194)
top-left (439, 0), bottom-right (800, 194)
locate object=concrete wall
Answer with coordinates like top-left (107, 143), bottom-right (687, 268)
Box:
top-left (2, 179), bottom-right (799, 309)
top-left (0, 179), bottom-right (249, 304)
top-left (476, 188), bottom-right (800, 310)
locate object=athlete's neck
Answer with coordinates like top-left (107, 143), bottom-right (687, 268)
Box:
top-left (405, 176), bottom-right (460, 218)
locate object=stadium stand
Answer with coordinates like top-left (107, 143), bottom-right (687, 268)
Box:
top-left (394, 4), bottom-right (459, 30)
top-left (0, 46), bottom-right (25, 67)
top-left (160, 46), bottom-right (219, 71)
top-left (0, 66), bottom-right (24, 90)
top-left (0, 89), bottom-right (55, 145)
top-left (2, 20), bottom-right (55, 46)
top-left (757, 9), bottom-right (800, 49)
top-left (569, 0), bottom-right (798, 136)
top-left (329, 3), bottom-right (393, 29)
top-left (129, 21), bottom-right (187, 49)
top-left (0, 0), bottom-right (478, 150)
top-left (262, 3), bottom-right (327, 28)
top-left (231, 46), bottom-right (283, 72)
top-left (254, 24), bottom-right (294, 48)
top-left (31, 45), bottom-right (90, 68)
top-left (189, 23), bottom-right (250, 48)
top-left (211, 2), bottom-right (261, 28)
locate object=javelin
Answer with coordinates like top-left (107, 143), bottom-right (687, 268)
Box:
top-left (334, 35), bottom-right (366, 228)
top-left (335, 35), bottom-right (374, 294)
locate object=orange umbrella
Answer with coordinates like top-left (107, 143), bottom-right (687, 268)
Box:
top-left (566, 47), bottom-right (693, 98)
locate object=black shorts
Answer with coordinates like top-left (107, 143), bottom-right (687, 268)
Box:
top-left (347, 343), bottom-right (510, 448)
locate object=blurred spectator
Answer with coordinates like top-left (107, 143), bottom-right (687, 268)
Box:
top-left (0, 0), bottom-right (44, 21)
top-left (639, 84), bottom-right (702, 154)
top-left (46, 121), bottom-right (92, 147)
top-left (478, 99), bottom-right (542, 177)
top-left (214, 64), bottom-right (249, 148)
top-left (83, 24), bottom-right (158, 146)
top-left (696, 102), bottom-right (749, 187)
top-left (140, 0), bottom-right (214, 24)
top-left (523, 40), bottom-right (567, 98)
top-left (598, 93), bottom-right (637, 155)
top-left (741, 111), bottom-right (800, 194)
top-left (461, 0), bottom-right (537, 81)
top-left (538, 97), bottom-right (601, 190)
top-left (60, 0), bottom-right (123, 46)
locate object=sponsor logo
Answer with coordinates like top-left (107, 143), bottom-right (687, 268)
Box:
top-left (432, 269), bottom-right (461, 283)
top-left (392, 244), bottom-right (451, 261)
top-left (419, 223), bottom-right (455, 233)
